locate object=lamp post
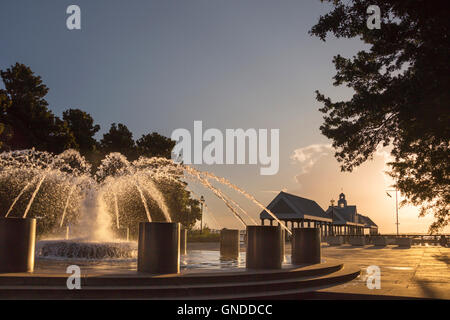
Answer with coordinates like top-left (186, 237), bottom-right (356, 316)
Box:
top-left (386, 189), bottom-right (399, 236)
top-left (200, 195), bottom-right (205, 234)
top-left (186, 204), bottom-right (191, 231)
top-left (330, 199), bottom-right (335, 236)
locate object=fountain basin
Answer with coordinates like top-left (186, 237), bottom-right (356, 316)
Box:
top-left (36, 240), bottom-right (137, 260)
top-left (0, 217), bottom-right (36, 273)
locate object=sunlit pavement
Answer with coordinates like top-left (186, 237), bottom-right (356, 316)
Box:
top-left (318, 244), bottom-right (450, 299)
top-left (188, 242), bottom-right (450, 299)
top-left (4, 243), bottom-right (447, 299)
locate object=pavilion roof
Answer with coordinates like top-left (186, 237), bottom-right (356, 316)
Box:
top-left (326, 206), bottom-right (378, 228)
top-left (260, 192), bottom-right (332, 222)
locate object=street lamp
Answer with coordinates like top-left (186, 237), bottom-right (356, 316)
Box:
top-left (386, 189), bottom-right (399, 236)
top-left (200, 195), bottom-right (205, 234)
top-left (330, 199), bottom-right (335, 236)
top-left (186, 204), bottom-right (191, 231)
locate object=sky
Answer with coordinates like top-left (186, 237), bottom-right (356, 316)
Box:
top-left (1, 0), bottom-right (445, 233)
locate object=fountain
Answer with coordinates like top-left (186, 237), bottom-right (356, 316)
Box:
top-left (0, 149), bottom-right (361, 297)
top-left (0, 148), bottom-right (283, 266)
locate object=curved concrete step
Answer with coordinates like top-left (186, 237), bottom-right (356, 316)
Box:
top-left (0, 261), bottom-right (343, 286)
top-left (0, 265), bottom-right (360, 299)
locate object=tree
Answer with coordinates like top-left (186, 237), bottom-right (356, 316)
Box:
top-left (136, 132), bottom-right (175, 159)
top-left (157, 179), bottom-right (202, 230)
top-left (100, 123), bottom-right (136, 160)
top-left (62, 108), bottom-right (100, 155)
top-left (50, 117), bottom-right (78, 154)
top-left (0, 91), bottom-right (12, 149)
top-left (310, 1), bottom-right (449, 232)
top-left (0, 63), bottom-right (76, 152)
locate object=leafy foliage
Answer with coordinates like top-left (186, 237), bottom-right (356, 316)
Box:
top-left (136, 132), bottom-right (175, 159)
top-left (310, 0), bottom-right (449, 232)
top-left (63, 108), bottom-right (100, 155)
top-left (100, 123), bottom-right (136, 160)
top-left (0, 63), bottom-right (77, 153)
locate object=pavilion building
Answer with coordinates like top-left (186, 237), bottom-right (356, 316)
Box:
top-left (259, 192), bottom-right (333, 237)
top-left (326, 193), bottom-right (378, 235)
top-left (259, 191), bottom-right (378, 237)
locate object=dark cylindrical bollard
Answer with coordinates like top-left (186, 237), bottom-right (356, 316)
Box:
top-left (291, 228), bottom-right (321, 265)
top-left (246, 225), bottom-right (283, 269)
top-left (0, 218), bottom-right (36, 273)
top-left (138, 222), bottom-right (180, 274)
top-left (220, 229), bottom-right (240, 259)
top-left (180, 229), bottom-right (187, 255)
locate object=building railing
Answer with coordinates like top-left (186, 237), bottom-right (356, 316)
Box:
top-left (323, 234), bottom-right (449, 246)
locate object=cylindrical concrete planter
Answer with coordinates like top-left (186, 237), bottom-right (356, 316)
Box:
top-left (246, 225), bottom-right (283, 269)
top-left (220, 229), bottom-right (240, 260)
top-left (0, 218), bottom-right (36, 273)
top-left (349, 236), bottom-right (366, 246)
top-left (291, 228), bottom-right (321, 265)
top-left (396, 237), bottom-right (412, 248)
top-left (327, 235), bottom-right (344, 246)
top-left (180, 229), bottom-right (187, 255)
top-left (138, 222), bottom-right (180, 274)
top-left (373, 236), bottom-right (387, 246)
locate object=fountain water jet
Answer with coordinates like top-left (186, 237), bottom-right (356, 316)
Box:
top-left (141, 177), bottom-right (171, 222)
top-left (113, 192), bottom-right (120, 229)
top-left (0, 149), bottom-right (294, 264)
top-left (60, 185), bottom-right (76, 227)
top-left (189, 168), bottom-right (292, 235)
top-left (22, 174), bottom-right (47, 218)
top-left (187, 171), bottom-right (247, 227)
top-left (5, 179), bottom-right (33, 217)
top-left (134, 180), bottom-right (152, 222)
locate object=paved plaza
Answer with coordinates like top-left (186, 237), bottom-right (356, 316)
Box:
top-left (188, 242), bottom-right (450, 299)
top-left (316, 244), bottom-right (449, 299)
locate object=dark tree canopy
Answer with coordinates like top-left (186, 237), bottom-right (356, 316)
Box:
top-left (0, 91), bottom-right (11, 148)
top-left (310, 0), bottom-right (449, 232)
top-left (136, 132), bottom-right (175, 159)
top-left (63, 108), bottom-right (100, 155)
top-left (100, 123), bottom-right (136, 159)
top-left (0, 63), bottom-right (76, 153)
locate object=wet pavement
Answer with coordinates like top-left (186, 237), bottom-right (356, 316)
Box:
top-left (188, 242), bottom-right (450, 299)
top-left (20, 242), bottom-right (450, 299)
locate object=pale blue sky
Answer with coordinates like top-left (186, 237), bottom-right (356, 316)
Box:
top-left (3, 1), bottom-right (434, 233)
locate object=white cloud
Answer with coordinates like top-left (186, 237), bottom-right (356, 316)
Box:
top-left (261, 187), bottom-right (288, 194)
top-left (290, 144), bottom-right (332, 175)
